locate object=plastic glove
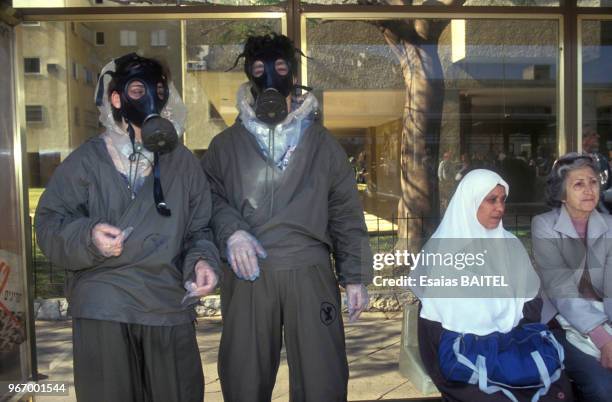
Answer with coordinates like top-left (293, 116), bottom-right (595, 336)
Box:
top-left (226, 230), bottom-right (267, 281)
top-left (346, 284), bottom-right (369, 323)
top-left (91, 223), bottom-right (128, 257)
top-left (182, 259), bottom-right (219, 305)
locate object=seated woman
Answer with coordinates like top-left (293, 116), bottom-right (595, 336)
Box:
top-left (532, 153), bottom-right (612, 402)
top-left (413, 169), bottom-right (573, 402)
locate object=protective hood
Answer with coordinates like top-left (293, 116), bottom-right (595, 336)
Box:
top-left (236, 82), bottom-right (318, 170)
top-left (94, 57), bottom-right (186, 193)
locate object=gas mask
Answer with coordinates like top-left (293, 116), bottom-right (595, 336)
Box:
top-left (95, 53), bottom-right (178, 217)
top-left (247, 50), bottom-right (294, 126)
top-left (116, 60), bottom-right (178, 155)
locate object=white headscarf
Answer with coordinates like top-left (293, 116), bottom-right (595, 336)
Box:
top-left (413, 169), bottom-right (540, 335)
top-left (94, 57), bottom-right (187, 191)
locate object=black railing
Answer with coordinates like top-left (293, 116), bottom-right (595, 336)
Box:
top-left (31, 224), bottom-right (65, 299)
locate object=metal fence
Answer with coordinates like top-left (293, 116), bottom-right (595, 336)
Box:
top-left (31, 214), bottom-right (536, 299)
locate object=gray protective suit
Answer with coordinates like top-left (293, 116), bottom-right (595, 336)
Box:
top-left (201, 87), bottom-right (373, 402)
top-left (34, 137), bottom-right (220, 402)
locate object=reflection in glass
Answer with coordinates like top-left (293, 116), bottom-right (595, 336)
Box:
top-left (184, 19), bottom-right (280, 151)
top-left (306, 18), bottom-right (558, 243)
top-left (0, 22), bottom-right (30, 384)
top-left (17, 18), bottom-right (281, 299)
top-left (12, 0), bottom-right (282, 7)
top-left (578, 0), bottom-right (612, 6)
top-left (301, 0), bottom-right (559, 6)
top-left (582, 20), bottom-right (612, 207)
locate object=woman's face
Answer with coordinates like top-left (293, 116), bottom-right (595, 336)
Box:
top-left (563, 166), bottom-right (599, 218)
top-left (477, 185), bottom-right (506, 229)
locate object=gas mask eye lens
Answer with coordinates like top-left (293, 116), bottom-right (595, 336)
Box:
top-left (127, 80), bottom-right (146, 100)
top-left (251, 60), bottom-right (265, 78)
top-left (275, 59), bottom-right (289, 76)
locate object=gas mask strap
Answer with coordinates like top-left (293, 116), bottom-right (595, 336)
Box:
top-left (153, 152), bottom-right (171, 217)
top-left (127, 122), bottom-right (136, 153)
top-left (294, 84), bottom-right (313, 93)
top-left (126, 123), bottom-right (138, 199)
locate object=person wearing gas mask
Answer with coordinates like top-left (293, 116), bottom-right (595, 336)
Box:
top-left (201, 34), bottom-right (373, 402)
top-left (34, 53), bottom-right (220, 402)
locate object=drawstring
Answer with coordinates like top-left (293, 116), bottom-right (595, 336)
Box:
top-left (127, 123), bottom-right (138, 199)
top-left (271, 126), bottom-right (275, 215)
top-left (127, 122), bottom-right (170, 216)
top-left (153, 152), bottom-right (171, 217)
top-left (266, 127), bottom-right (275, 219)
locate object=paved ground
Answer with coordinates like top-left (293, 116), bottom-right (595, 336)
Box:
top-left (34, 312), bottom-right (440, 402)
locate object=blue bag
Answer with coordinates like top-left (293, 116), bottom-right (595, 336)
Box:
top-left (438, 323), bottom-right (565, 402)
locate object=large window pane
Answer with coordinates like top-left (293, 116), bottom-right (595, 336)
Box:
top-left (13, 0), bottom-right (282, 7)
top-left (306, 17), bottom-right (559, 238)
top-left (0, 21), bottom-right (31, 386)
top-left (17, 17), bottom-right (281, 298)
top-left (184, 19), bottom-right (280, 151)
top-left (581, 19), bottom-right (612, 172)
top-left (302, 0), bottom-right (559, 7)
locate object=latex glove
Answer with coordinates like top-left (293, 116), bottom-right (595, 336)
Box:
top-left (601, 341), bottom-right (612, 369)
top-left (91, 223), bottom-right (130, 257)
top-left (182, 260), bottom-right (219, 305)
top-left (346, 283), bottom-right (369, 323)
top-left (226, 230), bottom-right (267, 281)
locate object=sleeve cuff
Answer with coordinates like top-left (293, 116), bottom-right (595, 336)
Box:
top-left (84, 218), bottom-right (106, 262)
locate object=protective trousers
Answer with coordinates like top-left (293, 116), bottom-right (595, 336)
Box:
top-left (218, 263), bottom-right (349, 402)
top-left (72, 318), bottom-right (204, 402)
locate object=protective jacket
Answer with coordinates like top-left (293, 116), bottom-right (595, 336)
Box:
top-left (35, 137), bottom-right (220, 326)
top-left (202, 117), bottom-right (372, 286)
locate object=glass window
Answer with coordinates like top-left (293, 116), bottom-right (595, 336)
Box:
top-left (71, 61), bottom-right (78, 80)
top-left (581, 19), bottom-right (612, 193)
top-left (301, 0), bottom-right (559, 6)
top-left (578, 0), bottom-right (608, 6)
top-left (183, 19), bottom-right (281, 151)
top-left (151, 29), bottom-right (167, 47)
top-left (26, 105), bottom-right (43, 123)
top-left (17, 17), bottom-right (283, 299)
top-left (120, 30), bottom-right (137, 47)
top-left (23, 57), bottom-right (40, 74)
top-left (95, 31), bottom-right (105, 46)
top-left (306, 17), bottom-right (559, 245)
top-left (13, 0), bottom-right (282, 7)
top-left (0, 20), bottom-right (31, 386)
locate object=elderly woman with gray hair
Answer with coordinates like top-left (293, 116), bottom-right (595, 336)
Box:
top-left (532, 152), bottom-right (612, 402)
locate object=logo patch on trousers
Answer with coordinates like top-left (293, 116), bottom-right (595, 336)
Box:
top-left (320, 302), bottom-right (337, 326)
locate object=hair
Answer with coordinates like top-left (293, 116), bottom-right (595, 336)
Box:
top-left (545, 152), bottom-right (600, 208)
top-left (107, 53), bottom-right (169, 123)
top-left (228, 33), bottom-right (305, 77)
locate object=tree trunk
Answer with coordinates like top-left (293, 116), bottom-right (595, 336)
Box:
top-left (396, 38), bottom-right (445, 250)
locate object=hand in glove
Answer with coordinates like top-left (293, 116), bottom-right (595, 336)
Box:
top-left (91, 223), bottom-right (128, 257)
top-left (346, 284), bottom-right (369, 323)
top-left (226, 230), bottom-right (267, 281)
top-left (182, 260), bottom-right (219, 305)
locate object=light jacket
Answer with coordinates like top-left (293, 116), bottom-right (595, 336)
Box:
top-left (532, 206), bottom-right (612, 333)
